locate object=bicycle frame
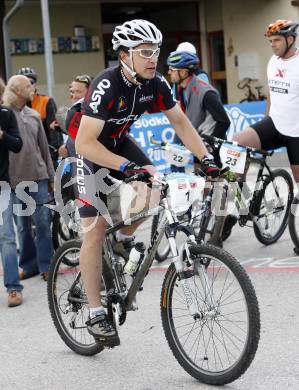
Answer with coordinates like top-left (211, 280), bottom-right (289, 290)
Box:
top-left (184, 147), bottom-right (284, 245)
top-left (101, 181), bottom-right (212, 318)
top-left (104, 197), bottom-right (191, 308)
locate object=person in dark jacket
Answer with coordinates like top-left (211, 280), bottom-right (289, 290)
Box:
top-left (0, 77), bottom-right (23, 307)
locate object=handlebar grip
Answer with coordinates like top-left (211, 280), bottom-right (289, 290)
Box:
top-left (220, 166), bottom-right (230, 175)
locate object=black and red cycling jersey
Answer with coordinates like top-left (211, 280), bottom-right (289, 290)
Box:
top-left (67, 66), bottom-right (176, 150)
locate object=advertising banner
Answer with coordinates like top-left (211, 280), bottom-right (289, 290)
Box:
top-left (225, 101), bottom-right (266, 140)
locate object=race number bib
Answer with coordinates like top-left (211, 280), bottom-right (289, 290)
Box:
top-left (166, 173), bottom-right (205, 214)
top-left (164, 144), bottom-right (191, 167)
top-left (220, 144), bottom-right (247, 173)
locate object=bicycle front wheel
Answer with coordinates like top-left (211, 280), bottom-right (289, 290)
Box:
top-left (47, 239), bottom-right (114, 356)
top-left (161, 244), bottom-right (260, 385)
top-left (253, 168), bottom-right (293, 245)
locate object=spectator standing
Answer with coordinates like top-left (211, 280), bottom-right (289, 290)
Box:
top-left (3, 75), bottom-right (55, 282)
top-left (0, 77), bottom-right (23, 307)
top-left (17, 67), bottom-right (63, 168)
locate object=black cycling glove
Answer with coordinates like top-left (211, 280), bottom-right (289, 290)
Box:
top-left (123, 162), bottom-right (151, 179)
top-left (199, 155), bottom-right (220, 178)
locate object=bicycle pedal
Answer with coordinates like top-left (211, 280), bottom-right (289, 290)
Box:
top-left (95, 336), bottom-right (120, 348)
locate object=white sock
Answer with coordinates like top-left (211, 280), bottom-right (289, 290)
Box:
top-left (115, 231), bottom-right (134, 242)
top-left (89, 306), bottom-right (105, 319)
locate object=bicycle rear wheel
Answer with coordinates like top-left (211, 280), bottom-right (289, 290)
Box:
top-left (288, 194), bottom-right (299, 251)
top-left (47, 239), bottom-right (114, 355)
top-left (161, 244), bottom-right (260, 385)
top-left (253, 169), bottom-right (293, 245)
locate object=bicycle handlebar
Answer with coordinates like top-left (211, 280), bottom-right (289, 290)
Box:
top-left (201, 134), bottom-right (273, 157)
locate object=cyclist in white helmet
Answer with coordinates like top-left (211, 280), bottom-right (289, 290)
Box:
top-left (73, 19), bottom-right (220, 347)
top-left (176, 42), bottom-right (209, 83)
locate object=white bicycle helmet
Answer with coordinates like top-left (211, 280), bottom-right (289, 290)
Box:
top-left (176, 42), bottom-right (197, 55)
top-left (112, 19), bottom-right (162, 51)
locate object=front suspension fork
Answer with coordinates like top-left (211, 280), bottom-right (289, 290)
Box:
top-left (169, 235), bottom-right (217, 319)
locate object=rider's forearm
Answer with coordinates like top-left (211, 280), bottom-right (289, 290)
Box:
top-left (173, 119), bottom-right (208, 161)
top-left (75, 138), bottom-right (128, 171)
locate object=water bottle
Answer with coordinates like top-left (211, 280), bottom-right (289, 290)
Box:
top-left (124, 242), bottom-right (146, 276)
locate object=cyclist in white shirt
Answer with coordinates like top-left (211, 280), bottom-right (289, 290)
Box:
top-left (234, 20), bottom-right (299, 183)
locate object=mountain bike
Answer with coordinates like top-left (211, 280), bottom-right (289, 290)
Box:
top-left (151, 135), bottom-right (293, 262)
top-left (238, 78), bottom-right (267, 103)
top-left (47, 171), bottom-right (260, 386)
top-left (203, 134), bottom-right (293, 244)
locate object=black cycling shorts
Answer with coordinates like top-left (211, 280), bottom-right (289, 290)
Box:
top-left (75, 135), bottom-right (152, 218)
top-left (251, 116), bottom-right (299, 165)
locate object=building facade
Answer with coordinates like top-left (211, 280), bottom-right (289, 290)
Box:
top-left (2, 0), bottom-right (299, 105)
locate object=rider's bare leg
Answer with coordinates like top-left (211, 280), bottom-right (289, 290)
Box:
top-left (210, 127), bottom-right (262, 246)
top-left (233, 126), bottom-right (262, 183)
top-left (79, 216), bottom-right (107, 308)
top-left (233, 127), bottom-right (262, 149)
top-left (119, 164), bottom-right (159, 236)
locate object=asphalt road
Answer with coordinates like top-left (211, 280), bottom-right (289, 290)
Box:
top-left (1, 217), bottom-right (299, 390)
top-left (1, 156), bottom-right (299, 390)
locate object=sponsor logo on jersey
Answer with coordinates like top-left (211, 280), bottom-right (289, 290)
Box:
top-left (139, 94), bottom-right (153, 103)
top-left (269, 86), bottom-right (288, 94)
top-left (89, 79), bottom-right (111, 114)
top-left (107, 114), bottom-right (139, 125)
top-left (275, 68), bottom-right (285, 78)
top-left (76, 154), bottom-right (86, 194)
top-left (117, 96), bottom-right (128, 112)
top-left (120, 69), bottom-right (132, 87)
top-left (268, 78), bottom-right (289, 94)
